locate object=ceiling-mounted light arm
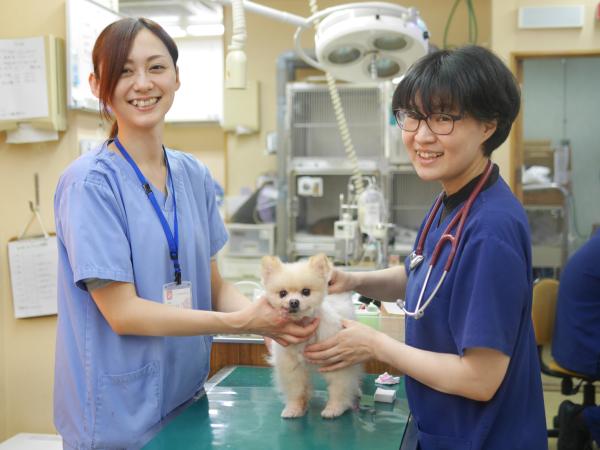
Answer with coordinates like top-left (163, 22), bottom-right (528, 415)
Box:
top-left (184, 0), bottom-right (221, 15)
top-left (215, 0), bottom-right (310, 28)
top-left (240, 1), bottom-right (310, 28)
top-left (215, 0), bottom-right (311, 88)
top-left (215, 0), bottom-right (429, 85)
top-left (216, 1), bottom-right (417, 30)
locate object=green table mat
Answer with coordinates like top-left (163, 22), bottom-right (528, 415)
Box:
top-left (143, 366), bottom-right (408, 450)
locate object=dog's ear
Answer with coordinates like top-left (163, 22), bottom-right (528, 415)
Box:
top-left (261, 255), bottom-right (282, 283)
top-left (308, 253), bottom-right (332, 281)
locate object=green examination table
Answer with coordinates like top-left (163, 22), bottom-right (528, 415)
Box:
top-left (142, 365), bottom-right (413, 450)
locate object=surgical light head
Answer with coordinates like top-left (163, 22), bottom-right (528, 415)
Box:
top-left (223, 1), bottom-right (429, 86)
top-left (307, 3), bottom-right (429, 83)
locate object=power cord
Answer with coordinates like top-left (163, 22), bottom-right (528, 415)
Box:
top-left (443, 0), bottom-right (478, 49)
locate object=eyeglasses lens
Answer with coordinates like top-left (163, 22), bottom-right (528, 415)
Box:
top-left (394, 111), bottom-right (455, 135)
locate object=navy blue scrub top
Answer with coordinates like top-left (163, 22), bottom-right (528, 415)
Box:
top-left (403, 171), bottom-right (547, 450)
top-left (552, 229), bottom-right (600, 378)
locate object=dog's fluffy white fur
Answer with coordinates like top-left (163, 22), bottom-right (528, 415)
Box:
top-left (261, 253), bottom-right (363, 419)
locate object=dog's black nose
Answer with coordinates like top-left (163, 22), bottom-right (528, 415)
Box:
top-left (289, 298), bottom-right (300, 311)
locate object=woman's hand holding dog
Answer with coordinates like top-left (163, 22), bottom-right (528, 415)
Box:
top-left (327, 268), bottom-right (359, 294)
top-left (237, 296), bottom-right (319, 347)
top-left (304, 319), bottom-right (377, 371)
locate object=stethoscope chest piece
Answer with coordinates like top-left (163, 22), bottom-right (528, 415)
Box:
top-left (408, 251), bottom-right (424, 271)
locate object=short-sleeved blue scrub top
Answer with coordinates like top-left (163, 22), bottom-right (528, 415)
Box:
top-left (53, 142), bottom-right (228, 449)
top-left (552, 229), bottom-right (600, 378)
top-left (403, 174), bottom-right (547, 450)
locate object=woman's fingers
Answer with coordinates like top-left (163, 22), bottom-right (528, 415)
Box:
top-left (327, 284), bottom-right (343, 294)
top-left (306, 346), bottom-right (338, 362)
top-left (307, 345), bottom-right (355, 371)
top-left (271, 333), bottom-right (307, 346)
top-left (272, 337), bottom-right (288, 347)
top-left (284, 318), bottom-right (319, 337)
top-left (304, 335), bottom-right (335, 354)
top-left (268, 318), bottom-right (320, 345)
top-left (299, 317), bottom-right (320, 336)
top-left (242, 296), bottom-right (321, 346)
top-left (318, 360), bottom-right (352, 372)
top-left (304, 337), bottom-right (342, 366)
top-left (327, 269), bottom-right (346, 293)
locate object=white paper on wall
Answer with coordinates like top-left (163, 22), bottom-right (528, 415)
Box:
top-left (8, 236), bottom-right (58, 319)
top-left (0, 36), bottom-right (49, 121)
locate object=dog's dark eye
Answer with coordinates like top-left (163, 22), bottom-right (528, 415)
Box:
top-left (279, 290), bottom-right (288, 298)
top-left (301, 288), bottom-right (311, 296)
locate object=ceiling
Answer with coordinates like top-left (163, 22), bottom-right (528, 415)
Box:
top-left (118, 0), bottom-right (223, 35)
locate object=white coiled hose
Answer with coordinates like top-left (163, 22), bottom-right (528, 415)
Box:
top-left (229, 0), bottom-right (247, 53)
top-left (224, 0), bottom-right (247, 88)
top-left (309, 0), bottom-right (365, 197)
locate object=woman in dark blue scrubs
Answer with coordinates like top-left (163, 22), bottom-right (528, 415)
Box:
top-left (553, 229), bottom-right (600, 450)
top-left (305, 46), bottom-right (548, 450)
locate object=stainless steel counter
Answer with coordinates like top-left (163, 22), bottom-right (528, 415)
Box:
top-left (213, 334), bottom-right (264, 344)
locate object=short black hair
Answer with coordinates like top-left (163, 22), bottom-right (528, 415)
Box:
top-left (392, 45), bottom-right (520, 156)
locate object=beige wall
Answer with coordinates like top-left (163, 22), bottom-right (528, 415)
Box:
top-left (492, 0), bottom-right (600, 55)
top-left (490, 0), bottom-right (600, 187)
top-left (0, 2), bottom-right (69, 441)
top-left (0, 0), bottom-right (491, 441)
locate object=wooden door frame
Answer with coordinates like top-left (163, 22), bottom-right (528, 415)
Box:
top-left (509, 50), bottom-right (600, 200)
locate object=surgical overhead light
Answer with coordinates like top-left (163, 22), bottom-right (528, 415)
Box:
top-left (297, 3), bottom-right (429, 83)
top-left (220, 1), bottom-right (429, 85)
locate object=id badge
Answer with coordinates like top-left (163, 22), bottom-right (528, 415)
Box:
top-left (163, 281), bottom-right (192, 309)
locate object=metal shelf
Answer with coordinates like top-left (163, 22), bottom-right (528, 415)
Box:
top-left (523, 182), bottom-right (570, 270)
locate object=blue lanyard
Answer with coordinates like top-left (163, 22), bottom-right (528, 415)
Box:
top-left (114, 137), bottom-right (182, 285)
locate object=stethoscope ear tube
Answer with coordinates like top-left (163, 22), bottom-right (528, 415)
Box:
top-left (400, 160), bottom-right (494, 319)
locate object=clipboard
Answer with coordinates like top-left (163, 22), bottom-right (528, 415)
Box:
top-left (7, 175), bottom-right (58, 319)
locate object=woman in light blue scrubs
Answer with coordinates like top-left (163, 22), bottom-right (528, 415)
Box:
top-left (53, 18), bottom-right (318, 450)
top-left (305, 46), bottom-right (548, 449)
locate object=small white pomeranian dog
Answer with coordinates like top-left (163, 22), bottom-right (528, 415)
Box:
top-left (261, 253), bottom-right (363, 419)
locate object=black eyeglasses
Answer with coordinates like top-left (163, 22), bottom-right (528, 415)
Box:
top-left (394, 109), bottom-right (463, 135)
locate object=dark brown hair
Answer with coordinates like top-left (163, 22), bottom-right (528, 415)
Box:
top-left (91, 17), bottom-right (179, 138)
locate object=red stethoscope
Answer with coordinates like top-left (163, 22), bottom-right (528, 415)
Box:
top-left (398, 160), bottom-right (494, 319)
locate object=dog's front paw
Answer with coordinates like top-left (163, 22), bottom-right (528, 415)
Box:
top-left (281, 402), bottom-right (307, 418)
top-left (320, 402), bottom-right (349, 419)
